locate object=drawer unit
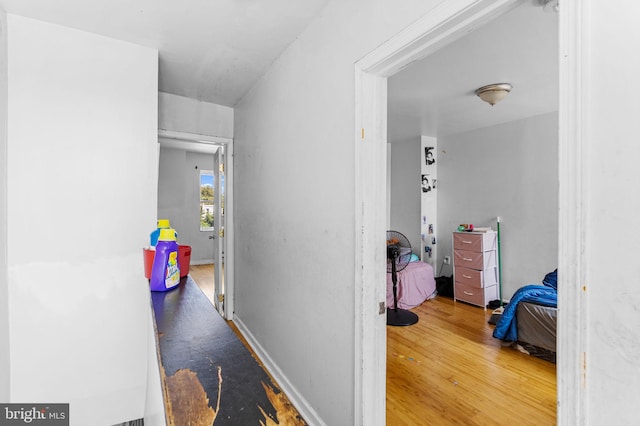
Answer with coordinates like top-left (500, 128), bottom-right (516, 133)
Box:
top-left (454, 266), bottom-right (498, 288)
top-left (452, 231), bottom-right (498, 308)
top-left (454, 281), bottom-right (498, 307)
top-left (453, 249), bottom-right (496, 270)
top-left (453, 231), bottom-right (497, 252)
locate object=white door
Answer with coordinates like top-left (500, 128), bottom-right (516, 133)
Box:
top-left (212, 147), bottom-right (225, 316)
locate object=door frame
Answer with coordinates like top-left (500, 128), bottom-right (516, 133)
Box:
top-left (158, 129), bottom-right (235, 320)
top-left (212, 148), bottom-right (223, 314)
top-left (354, 0), bottom-right (586, 424)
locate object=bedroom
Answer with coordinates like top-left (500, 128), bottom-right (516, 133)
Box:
top-left (386, 1), bottom-right (558, 423)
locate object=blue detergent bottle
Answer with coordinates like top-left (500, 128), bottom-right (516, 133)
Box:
top-left (150, 219), bottom-right (171, 246)
top-left (149, 228), bottom-right (181, 292)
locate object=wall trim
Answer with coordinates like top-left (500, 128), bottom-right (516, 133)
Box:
top-left (188, 259), bottom-right (214, 266)
top-left (158, 129), bottom-right (231, 145)
top-left (557, 0), bottom-right (588, 422)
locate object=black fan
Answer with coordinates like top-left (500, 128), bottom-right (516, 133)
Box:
top-left (386, 230), bottom-right (419, 326)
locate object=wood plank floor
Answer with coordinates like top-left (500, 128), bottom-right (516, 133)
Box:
top-left (190, 265), bottom-right (556, 425)
top-left (387, 296), bottom-right (557, 425)
top-left (189, 264), bottom-right (216, 304)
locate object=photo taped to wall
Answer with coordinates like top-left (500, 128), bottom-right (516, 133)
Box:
top-left (425, 146), bottom-right (435, 166)
top-left (421, 174), bottom-right (431, 192)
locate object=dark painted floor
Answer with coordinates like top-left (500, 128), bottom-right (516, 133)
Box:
top-left (151, 276), bottom-right (305, 425)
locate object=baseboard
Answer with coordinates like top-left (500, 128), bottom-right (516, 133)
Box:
top-left (189, 259), bottom-right (214, 266)
top-left (232, 316), bottom-right (325, 426)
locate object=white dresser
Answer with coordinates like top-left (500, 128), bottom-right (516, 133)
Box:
top-left (452, 231), bottom-right (498, 308)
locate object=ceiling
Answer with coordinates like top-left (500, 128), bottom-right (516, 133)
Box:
top-left (388, 1), bottom-right (559, 141)
top-left (0, 0), bottom-right (329, 107)
top-left (0, 0), bottom-right (557, 141)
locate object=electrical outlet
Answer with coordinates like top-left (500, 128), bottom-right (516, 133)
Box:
top-left (444, 256), bottom-right (451, 265)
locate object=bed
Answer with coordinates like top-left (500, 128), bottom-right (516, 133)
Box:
top-left (516, 301), bottom-right (557, 362)
top-left (493, 270), bottom-right (557, 362)
top-left (386, 259), bottom-right (437, 310)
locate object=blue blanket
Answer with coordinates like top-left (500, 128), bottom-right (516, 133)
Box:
top-left (492, 283), bottom-right (557, 342)
top-left (543, 269), bottom-right (557, 289)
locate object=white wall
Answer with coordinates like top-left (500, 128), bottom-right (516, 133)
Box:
top-left (437, 112), bottom-right (558, 299)
top-left (144, 310), bottom-right (165, 425)
top-left (6, 15), bottom-right (159, 425)
top-left (157, 146), bottom-right (215, 264)
top-left (0, 9), bottom-right (10, 403)
top-left (159, 92), bottom-right (233, 138)
top-left (586, 1), bottom-right (640, 422)
top-left (389, 139), bottom-right (421, 255)
top-left (233, 0), bottom-right (444, 423)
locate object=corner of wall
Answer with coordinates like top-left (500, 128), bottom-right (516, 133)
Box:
top-left (143, 294), bottom-right (165, 424)
top-left (0, 8), bottom-right (11, 402)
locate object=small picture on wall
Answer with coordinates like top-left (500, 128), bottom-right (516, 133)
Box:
top-left (421, 174), bottom-right (432, 193)
top-left (425, 147), bottom-right (435, 166)
top-left (428, 224), bottom-right (433, 234)
top-left (431, 179), bottom-right (437, 189)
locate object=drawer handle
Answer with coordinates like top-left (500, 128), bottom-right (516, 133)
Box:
top-left (463, 274), bottom-right (472, 279)
top-left (463, 257), bottom-right (473, 261)
top-left (463, 291), bottom-right (474, 295)
top-left (462, 240), bottom-right (472, 244)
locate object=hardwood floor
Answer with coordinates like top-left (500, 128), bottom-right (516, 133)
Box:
top-left (387, 296), bottom-right (556, 425)
top-left (190, 265), bottom-right (556, 425)
top-left (189, 264), bottom-right (215, 304)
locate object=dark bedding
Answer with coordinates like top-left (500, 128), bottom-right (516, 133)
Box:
top-left (517, 301), bottom-right (557, 361)
top-left (492, 270), bottom-right (558, 343)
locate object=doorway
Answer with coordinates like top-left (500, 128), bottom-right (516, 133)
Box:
top-left (354, 0), bottom-right (585, 424)
top-left (385, 2), bottom-right (559, 421)
top-left (157, 130), bottom-right (235, 320)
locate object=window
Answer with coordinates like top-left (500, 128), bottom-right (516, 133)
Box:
top-left (200, 170), bottom-right (214, 231)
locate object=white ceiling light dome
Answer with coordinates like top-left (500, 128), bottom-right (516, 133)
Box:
top-left (475, 83), bottom-right (513, 106)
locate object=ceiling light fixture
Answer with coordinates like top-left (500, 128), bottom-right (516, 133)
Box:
top-left (475, 83), bottom-right (512, 106)
top-left (542, 0), bottom-right (559, 13)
